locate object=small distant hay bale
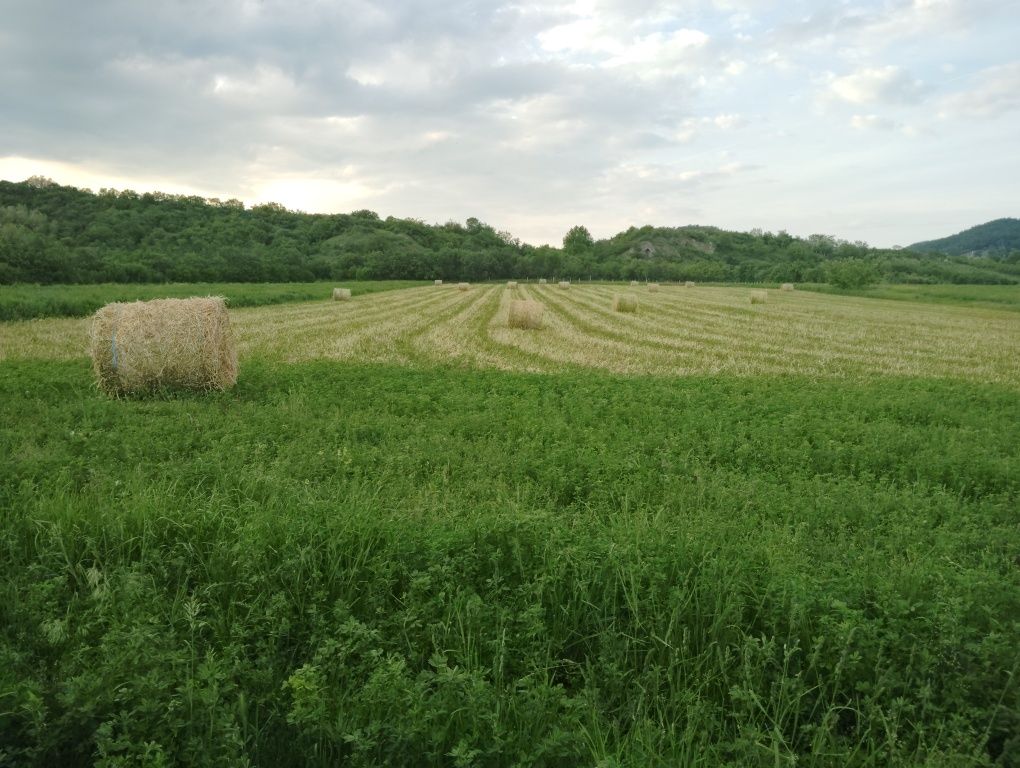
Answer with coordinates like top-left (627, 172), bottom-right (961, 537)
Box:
top-left (507, 281), bottom-right (518, 288)
top-left (332, 287), bottom-right (352, 301)
top-left (613, 294), bottom-right (638, 313)
top-left (750, 291), bottom-right (768, 304)
top-left (780, 283), bottom-right (795, 291)
top-left (539, 278), bottom-right (548, 284)
top-left (507, 299), bottom-right (544, 329)
top-left (684, 281), bottom-right (696, 288)
top-left (558, 281), bottom-right (570, 289)
top-left (458, 282), bottom-right (470, 291)
top-left (434, 279), bottom-right (443, 286)
top-left (630, 280), bottom-right (639, 286)
top-left (89, 297), bottom-right (237, 395)
top-left (647, 283), bottom-right (659, 292)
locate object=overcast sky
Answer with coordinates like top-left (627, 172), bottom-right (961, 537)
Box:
top-left (1, 0), bottom-right (1017, 246)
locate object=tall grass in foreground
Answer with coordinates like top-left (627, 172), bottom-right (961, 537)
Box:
top-left (1, 360), bottom-right (1018, 766)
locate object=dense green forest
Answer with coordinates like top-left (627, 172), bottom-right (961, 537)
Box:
top-left (2, 177), bottom-right (1018, 286)
top-left (909, 217), bottom-right (1020, 256)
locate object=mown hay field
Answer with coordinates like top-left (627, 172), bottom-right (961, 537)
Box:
top-left (1, 282), bottom-right (1019, 767)
top-left (4, 282), bottom-right (1019, 384)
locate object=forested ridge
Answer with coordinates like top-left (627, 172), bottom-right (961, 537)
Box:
top-left (2, 177), bottom-right (1018, 285)
top-left (908, 218), bottom-right (1020, 256)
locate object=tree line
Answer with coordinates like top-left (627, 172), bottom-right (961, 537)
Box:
top-left (2, 178), bottom-right (1018, 287)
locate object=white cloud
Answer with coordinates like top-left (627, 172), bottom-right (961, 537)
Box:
top-left (850, 114), bottom-right (897, 130)
top-left (674, 113), bottom-right (747, 142)
top-left (937, 61), bottom-right (1020, 118)
top-left (849, 114), bottom-right (920, 137)
top-left (724, 59), bottom-right (747, 76)
top-left (829, 66), bottom-right (925, 105)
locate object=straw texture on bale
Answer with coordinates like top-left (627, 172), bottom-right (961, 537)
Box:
top-left (613, 294), bottom-right (638, 313)
top-left (539, 278), bottom-right (548, 284)
top-left (434, 279), bottom-right (443, 285)
top-left (507, 281), bottom-right (518, 288)
top-left (332, 287), bottom-right (352, 301)
top-left (558, 281), bottom-right (571, 289)
top-left (750, 291), bottom-right (768, 304)
top-left (781, 283), bottom-right (795, 291)
top-left (458, 282), bottom-right (470, 291)
top-left (647, 283), bottom-right (659, 292)
top-left (685, 281), bottom-right (696, 288)
top-left (89, 297), bottom-right (237, 395)
top-left (507, 299), bottom-right (544, 330)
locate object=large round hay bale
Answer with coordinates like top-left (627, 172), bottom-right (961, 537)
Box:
top-left (457, 282), bottom-right (470, 291)
top-left (332, 287), bottom-right (352, 301)
top-left (538, 278), bottom-right (548, 284)
top-left (434, 279), bottom-right (443, 286)
top-left (558, 281), bottom-right (570, 289)
top-left (780, 283), bottom-right (794, 291)
top-left (89, 297), bottom-right (237, 395)
top-left (750, 290), bottom-right (768, 304)
top-left (507, 299), bottom-right (544, 329)
top-left (647, 283), bottom-right (659, 292)
top-left (613, 294), bottom-right (638, 313)
top-left (684, 281), bottom-right (696, 288)
top-left (507, 281), bottom-right (518, 288)
top-left (629, 280), bottom-right (639, 286)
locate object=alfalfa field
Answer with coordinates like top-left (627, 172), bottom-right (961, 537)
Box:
top-left (1, 282), bottom-right (1018, 767)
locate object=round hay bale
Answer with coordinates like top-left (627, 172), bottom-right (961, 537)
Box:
top-left (89, 297), bottom-right (237, 395)
top-left (558, 281), bottom-right (570, 289)
top-left (457, 282), bottom-right (470, 291)
top-left (434, 279), bottom-right (443, 286)
top-left (750, 290), bottom-right (768, 304)
top-left (507, 299), bottom-right (544, 330)
top-left (332, 287), bottom-right (352, 301)
top-left (613, 294), bottom-right (638, 313)
top-left (507, 281), bottom-right (518, 288)
top-left (780, 283), bottom-right (794, 291)
top-left (684, 281), bottom-right (696, 288)
top-left (647, 283), bottom-right (659, 292)
top-left (538, 278), bottom-right (548, 284)
top-left (629, 280), bottom-right (639, 286)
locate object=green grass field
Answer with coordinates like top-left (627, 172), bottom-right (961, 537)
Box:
top-left (0, 280), bottom-right (426, 321)
top-left (2, 283), bottom-right (1018, 766)
top-left (800, 283), bottom-right (1020, 312)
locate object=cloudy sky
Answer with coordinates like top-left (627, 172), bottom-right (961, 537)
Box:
top-left (1, 0), bottom-right (1017, 246)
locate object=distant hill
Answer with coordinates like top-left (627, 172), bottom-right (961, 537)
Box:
top-left (1, 178), bottom-right (1018, 285)
top-left (909, 218), bottom-right (1020, 256)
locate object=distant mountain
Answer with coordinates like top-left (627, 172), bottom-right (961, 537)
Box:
top-left (909, 218), bottom-right (1020, 256)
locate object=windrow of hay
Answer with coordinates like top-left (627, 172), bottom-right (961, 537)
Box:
top-left (507, 281), bottom-right (518, 288)
top-left (458, 282), bottom-right (471, 291)
top-left (613, 294), bottom-right (638, 313)
top-left (434, 279), bottom-right (443, 286)
top-left (332, 287), bottom-right (352, 301)
top-left (648, 283), bottom-right (659, 292)
top-left (507, 299), bottom-right (544, 330)
top-left (89, 297), bottom-right (237, 395)
top-left (558, 281), bottom-right (571, 289)
top-left (750, 291), bottom-right (768, 304)
top-left (685, 281), bottom-right (696, 288)
top-left (781, 283), bottom-right (795, 291)
top-left (539, 278), bottom-right (548, 284)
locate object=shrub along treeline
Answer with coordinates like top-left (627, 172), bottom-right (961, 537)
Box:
top-left (2, 177), bottom-right (1018, 286)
